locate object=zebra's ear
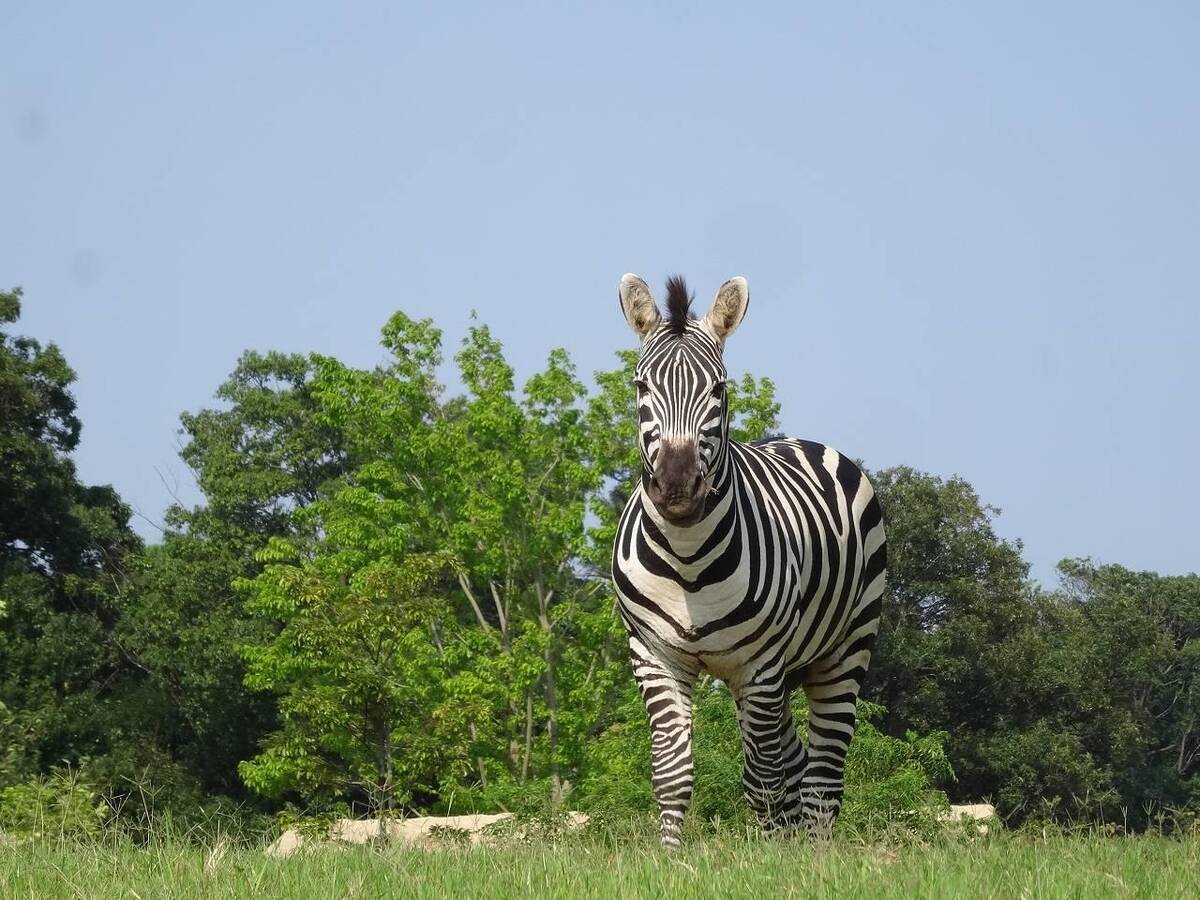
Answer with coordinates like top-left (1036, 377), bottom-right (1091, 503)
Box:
top-left (619, 273), bottom-right (661, 338)
top-left (704, 277), bottom-right (749, 340)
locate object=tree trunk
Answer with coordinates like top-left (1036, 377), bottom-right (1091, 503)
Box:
top-left (377, 717), bottom-right (394, 814)
top-left (433, 621), bottom-right (489, 787)
top-left (456, 571), bottom-right (492, 633)
top-left (486, 579), bottom-right (525, 777)
top-left (521, 691), bottom-right (534, 782)
top-left (468, 721), bottom-right (489, 790)
top-left (536, 576), bottom-right (562, 804)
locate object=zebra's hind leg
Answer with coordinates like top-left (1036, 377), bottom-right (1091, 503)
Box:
top-left (776, 696), bottom-right (808, 830)
top-left (799, 634), bottom-right (876, 840)
top-left (629, 639), bottom-right (697, 848)
top-left (731, 679), bottom-right (801, 832)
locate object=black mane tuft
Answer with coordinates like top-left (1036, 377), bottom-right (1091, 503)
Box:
top-left (663, 275), bottom-right (694, 336)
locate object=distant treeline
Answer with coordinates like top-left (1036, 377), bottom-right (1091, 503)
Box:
top-left (2, 286), bottom-right (1197, 835)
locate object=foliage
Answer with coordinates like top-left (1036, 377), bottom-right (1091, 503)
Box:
top-left (239, 542), bottom-right (455, 812)
top-left (176, 350), bottom-right (348, 535)
top-left (1, 286), bottom-right (86, 564)
top-left (236, 313), bottom-right (623, 812)
top-left (1054, 560), bottom-right (1200, 827)
top-left (4, 285), bottom-right (1197, 836)
top-left (868, 467), bottom-right (1200, 827)
top-left (0, 289), bottom-right (143, 804)
top-left (0, 767), bottom-right (108, 839)
top-left (107, 351), bottom-right (352, 806)
top-left (574, 677), bottom-right (952, 832)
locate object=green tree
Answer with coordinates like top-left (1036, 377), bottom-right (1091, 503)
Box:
top-left (864, 467), bottom-right (1075, 818)
top-left (239, 539), bottom-right (455, 813)
top-left (110, 351), bottom-right (350, 801)
top-left (233, 313), bottom-right (784, 814)
top-left (865, 466), bottom-right (1188, 825)
top-left (430, 324), bottom-right (602, 801)
top-left (176, 350), bottom-right (348, 538)
top-left (292, 314), bottom-right (618, 807)
top-left (0, 288), bottom-right (141, 795)
top-left (0, 287), bottom-right (131, 572)
top-left (1055, 560), bottom-right (1200, 825)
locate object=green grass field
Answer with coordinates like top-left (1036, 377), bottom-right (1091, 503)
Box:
top-left (2, 829), bottom-right (1198, 899)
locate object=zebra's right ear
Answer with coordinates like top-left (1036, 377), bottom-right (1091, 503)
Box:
top-left (619, 273), bottom-right (661, 339)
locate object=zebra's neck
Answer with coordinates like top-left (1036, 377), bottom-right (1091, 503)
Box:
top-left (638, 445), bottom-right (740, 559)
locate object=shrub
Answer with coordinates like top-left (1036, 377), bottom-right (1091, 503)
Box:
top-left (574, 678), bottom-right (952, 833)
top-left (0, 767), bottom-right (108, 839)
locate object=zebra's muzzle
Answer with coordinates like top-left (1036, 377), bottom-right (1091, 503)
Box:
top-left (653, 497), bottom-right (706, 526)
top-left (646, 443), bottom-right (706, 525)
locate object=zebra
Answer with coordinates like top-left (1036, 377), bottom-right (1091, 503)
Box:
top-left (611, 273), bottom-right (886, 847)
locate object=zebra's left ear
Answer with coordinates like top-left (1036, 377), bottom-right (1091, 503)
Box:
top-left (619, 273), bottom-right (661, 339)
top-left (703, 277), bottom-right (749, 341)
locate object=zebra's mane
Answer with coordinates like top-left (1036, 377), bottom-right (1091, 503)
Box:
top-left (663, 276), bottom-right (694, 337)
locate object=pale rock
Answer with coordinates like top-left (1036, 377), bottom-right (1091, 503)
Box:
top-left (939, 803), bottom-right (998, 834)
top-left (265, 812), bottom-right (590, 858)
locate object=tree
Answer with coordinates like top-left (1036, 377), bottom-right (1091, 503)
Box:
top-left (8, 282), bottom-right (1198, 834)
top-left (864, 466), bottom-right (1200, 825)
top-left (0, 288), bottom-right (141, 794)
top-left (0, 287), bottom-right (118, 571)
top-left (176, 350), bottom-right (349, 538)
top-left (234, 311), bottom-right (785, 814)
top-left (428, 324), bottom-right (602, 802)
top-left (1056, 560), bottom-right (1200, 826)
top-left (110, 351), bottom-right (351, 801)
top-left (263, 313), bottom-right (619, 808)
top-left (863, 467), bottom-right (1076, 817)
top-left (239, 539), bottom-right (456, 813)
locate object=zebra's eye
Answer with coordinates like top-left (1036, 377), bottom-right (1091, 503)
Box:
top-left (634, 379), bottom-right (650, 394)
top-left (711, 381), bottom-right (726, 399)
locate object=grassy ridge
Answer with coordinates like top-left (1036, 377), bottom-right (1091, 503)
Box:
top-left (2, 830), bottom-right (1198, 899)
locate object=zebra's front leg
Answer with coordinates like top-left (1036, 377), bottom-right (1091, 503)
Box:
top-left (732, 679), bottom-right (801, 831)
top-left (630, 639), bottom-right (697, 848)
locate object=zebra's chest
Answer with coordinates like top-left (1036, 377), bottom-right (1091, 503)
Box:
top-left (619, 553), bottom-right (751, 634)
top-left (613, 514), bottom-right (792, 667)
top-left (617, 552), bottom-right (801, 683)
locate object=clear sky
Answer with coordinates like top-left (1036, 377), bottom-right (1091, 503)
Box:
top-left (3, 2), bottom-right (1197, 585)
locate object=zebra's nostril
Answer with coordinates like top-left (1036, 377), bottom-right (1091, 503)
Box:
top-left (691, 473), bottom-right (703, 495)
top-left (650, 474), bottom-right (662, 494)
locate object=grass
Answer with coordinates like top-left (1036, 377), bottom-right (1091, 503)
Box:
top-left (2, 826), bottom-right (1198, 899)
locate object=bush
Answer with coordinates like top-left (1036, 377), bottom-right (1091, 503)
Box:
top-left (841, 705), bottom-right (953, 834)
top-left (0, 767), bottom-right (107, 839)
top-left (439, 775), bottom-right (564, 818)
top-left (575, 678), bottom-right (952, 833)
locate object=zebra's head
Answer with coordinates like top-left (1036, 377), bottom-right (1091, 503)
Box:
top-left (618, 273), bottom-right (749, 526)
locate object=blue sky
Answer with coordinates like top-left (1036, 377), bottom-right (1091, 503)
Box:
top-left (3, 2), bottom-right (1197, 584)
